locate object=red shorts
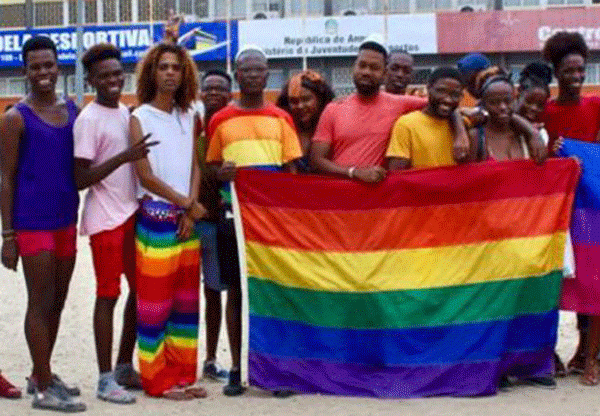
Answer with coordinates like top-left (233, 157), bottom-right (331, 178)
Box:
top-left (15, 225), bottom-right (77, 259)
top-left (90, 215), bottom-right (136, 299)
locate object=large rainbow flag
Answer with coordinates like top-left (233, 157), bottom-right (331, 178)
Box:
top-left (235, 159), bottom-right (579, 398)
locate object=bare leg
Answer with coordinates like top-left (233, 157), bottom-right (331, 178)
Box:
top-left (22, 252), bottom-right (56, 391)
top-left (94, 297), bottom-right (117, 373)
top-left (205, 286), bottom-right (222, 362)
top-left (115, 291), bottom-right (137, 366)
top-left (47, 256), bottom-right (76, 357)
top-left (581, 316), bottom-right (600, 385)
top-left (226, 280), bottom-right (241, 370)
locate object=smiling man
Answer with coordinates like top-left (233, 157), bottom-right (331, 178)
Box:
top-left (387, 67), bottom-right (469, 170)
top-left (73, 43), bottom-right (157, 404)
top-left (0, 35), bottom-right (85, 412)
top-left (310, 35), bottom-right (428, 182)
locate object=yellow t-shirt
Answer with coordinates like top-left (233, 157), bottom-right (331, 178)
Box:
top-left (386, 111), bottom-right (455, 169)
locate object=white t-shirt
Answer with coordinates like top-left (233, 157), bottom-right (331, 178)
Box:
top-left (74, 101), bottom-right (138, 236)
top-left (132, 104), bottom-right (195, 203)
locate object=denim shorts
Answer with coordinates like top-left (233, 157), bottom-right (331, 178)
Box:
top-left (196, 221), bottom-right (226, 291)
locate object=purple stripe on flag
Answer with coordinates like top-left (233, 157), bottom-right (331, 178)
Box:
top-left (571, 207), bottom-right (600, 245)
top-left (248, 348), bottom-right (553, 398)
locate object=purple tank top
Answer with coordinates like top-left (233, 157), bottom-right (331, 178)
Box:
top-left (13, 100), bottom-right (79, 230)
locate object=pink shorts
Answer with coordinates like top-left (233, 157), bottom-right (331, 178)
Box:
top-left (90, 216), bottom-right (136, 299)
top-left (15, 225), bottom-right (77, 259)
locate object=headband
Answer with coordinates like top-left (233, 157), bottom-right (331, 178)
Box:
top-left (479, 75), bottom-right (512, 96)
top-left (288, 70), bottom-right (324, 98)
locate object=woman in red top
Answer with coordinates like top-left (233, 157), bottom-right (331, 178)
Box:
top-left (541, 31), bottom-right (600, 385)
top-left (541, 32), bottom-right (600, 149)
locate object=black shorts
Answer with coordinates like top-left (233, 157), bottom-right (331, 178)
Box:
top-left (216, 209), bottom-right (241, 289)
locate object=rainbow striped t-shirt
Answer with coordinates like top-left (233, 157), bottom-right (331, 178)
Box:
top-left (206, 103), bottom-right (302, 203)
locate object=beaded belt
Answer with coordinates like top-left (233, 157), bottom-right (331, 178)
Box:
top-left (139, 200), bottom-right (184, 223)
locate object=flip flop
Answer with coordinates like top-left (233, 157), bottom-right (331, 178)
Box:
top-left (162, 386), bottom-right (194, 401)
top-left (0, 372), bottom-right (21, 399)
top-left (184, 385), bottom-right (208, 398)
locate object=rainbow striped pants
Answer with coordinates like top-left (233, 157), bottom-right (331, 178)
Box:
top-left (135, 200), bottom-right (200, 397)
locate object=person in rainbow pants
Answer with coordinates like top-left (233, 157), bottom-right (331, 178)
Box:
top-left (130, 42), bottom-right (207, 400)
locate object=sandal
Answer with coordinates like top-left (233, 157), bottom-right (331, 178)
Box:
top-left (580, 359), bottom-right (600, 386)
top-left (162, 386), bottom-right (194, 401)
top-left (554, 353), bottom-right (567, 377)
top-left (184, 385), bottom-right (208, 398)
top-left (0, 372), bottom-right (21, 399)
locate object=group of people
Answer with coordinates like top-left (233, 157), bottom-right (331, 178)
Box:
top-left (0, 22), bottom-right (598, 412)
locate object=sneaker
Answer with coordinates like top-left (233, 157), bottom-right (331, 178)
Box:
top-left (202, 361), bottom-right (229, 383)
top-left (273, 389), bottom-right (295, 398)
top-left (114, 365), bottom-right (143, 390)
top-left (32, 383), bottom-right (86, 413)
top-left (223, 370), bottom-right (246, 397)
top-left (97, 376), bottom-right (136, 404)
top-left (0, 372), bottom-right (21, 399)
top-left (498, 375), bottom-right (514, 392)
top-left (27, 375), bottom-right (80, 397)
top-left (522, 376), bottom-right (557, 390)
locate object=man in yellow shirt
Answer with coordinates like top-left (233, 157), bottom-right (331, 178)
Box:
top-left (387, 67), bottom-right (471, 170)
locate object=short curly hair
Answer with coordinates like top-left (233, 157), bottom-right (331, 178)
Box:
top-left (542, 31), bottom-right (588, 70)
top-left (82, 43), bottom-right (121, 73)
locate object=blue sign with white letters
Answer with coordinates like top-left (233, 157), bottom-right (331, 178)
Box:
top-left (0, 21), bottom-right (238, 67)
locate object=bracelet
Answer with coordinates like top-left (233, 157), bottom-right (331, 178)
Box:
top-left (347, 167), bottom-right (355, 178)
top-left (1, 229), bottom-right (15, 237)
top-left (3, 234), bottom-right (15, 241)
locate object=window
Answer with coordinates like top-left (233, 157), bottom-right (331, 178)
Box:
top-left (547, 0), bottom-right (583, 5)
top-left (69, 0), bottom-right (98, 23)
top-left (119, 0), bottom-right (132, 22)
top-left (215, 0), bottom-right (246, 18)
top-left (68, 0), bottom-right (76, 24)
top-left (586, 64), bottom-right (599, 85)
top-left (138, 0), bottom-right (149, 21)
top-left (66, 75), bottom-right (93, 95)
top-left (373, 0), bottom-right (409, 13)
top-left (9, 78), bottom-right (27, 97)
top-left (266, 69), bottom-right (285, 90)
top-left (103, 0), bottom-right (118, 22)
top-left (289, 0), bottom-right (324, 16)
top-left (0, 4), bottom-right (26, 28)
top-left (123, 73), bottom-right (135, 93)
top-left (331, 66), bottom-right (354, 97)
top-left (412, 67), bottom-right (433, 85)
top-left (85, 0), bottom-right (98, 23)
top-left (509, 65), bottom-right (524, 84)
top-left (0, 79), bottom-right (8, 97)
top-left (504, 0), bottom-right (540, 6)
top-left (194, 0), bottom-right (209, 18)
top-left (331, 0), bottom-right (369, 14)
top-left (34, 1), bottom-right (63, 27)
top-left (253, 0), bottom-right (284, 13)
top-left (138, 0), bottom-right (176, 21)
